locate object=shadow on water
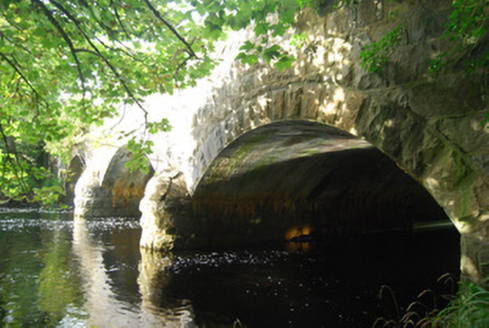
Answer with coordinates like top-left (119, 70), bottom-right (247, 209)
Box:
top-left (0, 210), bottom-right (459, 327)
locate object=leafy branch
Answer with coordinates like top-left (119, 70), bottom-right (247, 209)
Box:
top-left (47, 0), bottom-right (148, 119)
top-left (142, 0), bottom-right (198, 59)
top-left (32, 0), bottom-right (87, 106)
top-left (0, 52), bottom-right (49, 109)
top-left (361, 23), bottom-right (404, 73)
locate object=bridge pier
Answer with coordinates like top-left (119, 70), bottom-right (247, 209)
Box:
top-left (139, 171), bottom-right (196, 251)
top-left (460, 220), bottom-right (489, 286)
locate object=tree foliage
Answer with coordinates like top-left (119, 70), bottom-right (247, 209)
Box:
top-left (0, 0), bottom-right (306, 205)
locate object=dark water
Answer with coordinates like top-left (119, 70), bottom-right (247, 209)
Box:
top-left (0, 210), bottom-right (460, 327)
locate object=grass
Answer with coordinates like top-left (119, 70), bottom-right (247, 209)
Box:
top-left (431, 279), bottom-right (489, 327)
top-left (372, 274), bottom-right (489, 327)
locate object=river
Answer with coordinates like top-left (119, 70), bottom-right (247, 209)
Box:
top-left (0, 209), bottom-right (460, 327)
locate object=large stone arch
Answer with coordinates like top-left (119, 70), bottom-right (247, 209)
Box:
top-left (140, 1), bottom-right (489, 283)
top-left (191, 120), bottom-right (450, 247)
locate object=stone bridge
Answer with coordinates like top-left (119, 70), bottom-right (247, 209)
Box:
top-left (73, 1), bottom-right (489, 283)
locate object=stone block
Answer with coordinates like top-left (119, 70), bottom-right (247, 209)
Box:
top-left (358, 0), bottom-right (384, 26)
top-left (286, 85), bottom-right (303, 119)
top-left (436, 114), bottom-right (489, 155)
top-left (301, 84), bottom-right (323, 120)
top-left (271, 90), bottom-right (286, 120)
top-left (409, 11), bottom-right (449, 43)
top-left (408, 75), bottom-right (486, 118)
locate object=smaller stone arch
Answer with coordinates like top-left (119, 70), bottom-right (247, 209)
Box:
top-left (75, 146), bottom-right (154, 218)
top-left (61, 155), bottom-right (85, 206)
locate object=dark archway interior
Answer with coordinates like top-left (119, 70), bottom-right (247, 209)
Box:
top-left (193, 121), bottom-right (451, 247)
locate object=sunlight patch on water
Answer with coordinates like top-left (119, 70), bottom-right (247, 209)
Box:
top-left (167, 250), bottom-right (290, 274)
top-left (0, 214), bottom-right (140, 232)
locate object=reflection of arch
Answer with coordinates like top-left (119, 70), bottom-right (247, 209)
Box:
top-left (191, 120), bottom-right (450, 247)
top-left (72, 216), bottom-right (195, 326)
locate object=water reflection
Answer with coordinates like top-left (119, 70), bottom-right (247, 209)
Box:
top-left (73, 215), bottom-right (140, 327)
top-left (72, 216), bottom-right (196, 327)
top-left (139, 249), bottom-right (196, 327)
top-left (0, 211), bottom-right (197, 327)
top-left (0, 210), bottom-right (460, 327)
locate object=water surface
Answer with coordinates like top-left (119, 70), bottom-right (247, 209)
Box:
top-left (0, 210), bottom-right (460, 327)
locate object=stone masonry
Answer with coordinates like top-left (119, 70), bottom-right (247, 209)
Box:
top-left (75, 0), bottom-right (489, 284)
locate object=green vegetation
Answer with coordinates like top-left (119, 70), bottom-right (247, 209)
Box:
top-left (432, 280), bottom-right (489, 327)
top-left (0, 0), bottom-right (307, 204)
top-left (373, 276), bottom-right (489, 328)
top-left (430, 0), bottom-right (489, 75)
top-left (360, 23), bottom-right (404, 74)
top-left (359, 0), bottom-right (488, 76)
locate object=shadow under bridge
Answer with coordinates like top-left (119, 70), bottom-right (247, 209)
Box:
top-left (191, 120), bottom-right (450, 248)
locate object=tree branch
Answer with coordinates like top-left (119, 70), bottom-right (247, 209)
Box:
top-left (111, 0), bottom-right (130, 38)
top-left (175, 53), bottom-right (194, 87)
top-left (0, 122), bottom-right (29, 193)
top-left (142, 0), bottom-right (199, 59)
top-left (48, 0), bottom-right (149, 121)
top-left (0, 51), bottom-right (49, 109)
top-left (33, 0), bottom-right (88, 106)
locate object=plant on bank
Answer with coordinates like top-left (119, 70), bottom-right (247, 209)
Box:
top-left (431, 280), bottom-right (489, 327)
top-left (372, 275), bottom-right (489, 328)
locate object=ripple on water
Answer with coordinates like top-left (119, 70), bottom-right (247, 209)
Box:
top-left (0, 211), bottom-right (141, 232)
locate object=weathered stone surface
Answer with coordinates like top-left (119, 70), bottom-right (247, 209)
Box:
top-left (408, 76), bottom-right (486, 118)
top-left (75, 146), bottom-right (154, 218)
top-left (139, 171), bottom-right (196, 251)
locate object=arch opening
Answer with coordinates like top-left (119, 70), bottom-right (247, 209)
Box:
top-left (101, 146), bottom-right (155, 217)
top-left (75, 146), bottom-right (155, 218)
top-left (192, 120), bottom-right (454, 248)
top-left (61, 155), bottom-right (85, 206)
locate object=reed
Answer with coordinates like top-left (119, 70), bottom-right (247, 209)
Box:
top-left (431, 279), bottom-right (489, 327)
top-left (372, 273), bottom-right (458, 327)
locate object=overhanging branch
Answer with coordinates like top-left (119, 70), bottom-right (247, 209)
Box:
top-left (32, 0), bottom-right (87, 104)
top-left (48, 0), bottom-right (149, 120)
top-left (0, 51), bottom-right (49, 109)
top-left (142, 0), bottom-right (199, 59)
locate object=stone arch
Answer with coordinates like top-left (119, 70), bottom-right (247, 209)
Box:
top-left (182, 3), bottom-right (489, 282)
top-left (187, 71), bottom-right (489, 281)
top-left (75, 146), bottom-right (154, 218)
top-left (133, 1), bottom-right (489, 283)
top-left (61, 155), bottom-right (85, 206)
top-left (191, 120), bottom-right (450, 247)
